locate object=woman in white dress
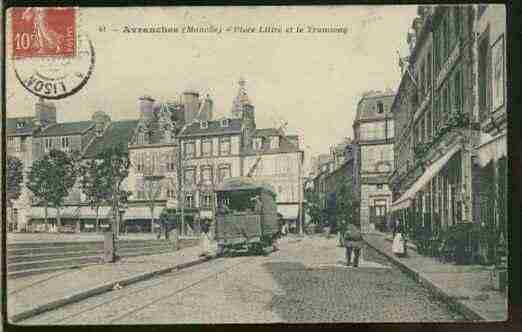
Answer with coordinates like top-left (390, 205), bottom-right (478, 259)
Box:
top-left (392, 219), bottom-right (407, 257)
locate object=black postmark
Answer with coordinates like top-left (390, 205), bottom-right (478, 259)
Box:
top-left (13, 34), bottom-right (95, 100)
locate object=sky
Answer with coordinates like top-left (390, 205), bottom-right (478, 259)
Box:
top-left (5, 5), bottom-right (418, 169)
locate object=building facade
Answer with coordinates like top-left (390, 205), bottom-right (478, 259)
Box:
top-left (353, 91), bottom-right (395, 233)
top-left (5, 79), bottom-right (304, 234)
top-left (388, 5), bottom-right (506, 263)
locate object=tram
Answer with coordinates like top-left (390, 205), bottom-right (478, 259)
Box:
top-left (214, 177), bottom-right (280, 255)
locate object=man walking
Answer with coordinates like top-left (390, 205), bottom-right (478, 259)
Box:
top-left (344, 223), bottom-right (363, 267)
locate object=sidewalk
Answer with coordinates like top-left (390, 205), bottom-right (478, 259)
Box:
top-left (7, 242), bottom-right (210, 323)
top-left (363, 232), bottom-right (508, 322)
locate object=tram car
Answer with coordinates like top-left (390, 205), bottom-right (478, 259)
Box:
top-left (214, 177), bottom-right (280, 255)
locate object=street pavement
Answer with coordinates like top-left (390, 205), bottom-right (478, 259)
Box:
top-left (20, 235), bottom-right (465, 324)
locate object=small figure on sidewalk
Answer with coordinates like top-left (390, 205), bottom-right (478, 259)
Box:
top-left (392, 220), bottom-right (407, 257)
top-left (199, 219), bottom-right (212, 258)
top-left (344, 223), bottom-right (363, 267)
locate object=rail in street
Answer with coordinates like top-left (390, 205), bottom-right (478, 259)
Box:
top-left (18, 235), bottom-right (466, 324)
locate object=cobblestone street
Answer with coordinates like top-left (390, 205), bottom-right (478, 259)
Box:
top-left (21, 236), bottom-right (465, 324)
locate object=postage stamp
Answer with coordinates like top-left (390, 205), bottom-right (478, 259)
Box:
top-left (11, 7), bottom-right (76, 58)
top-left (10, 7), bottom-right (94, 100)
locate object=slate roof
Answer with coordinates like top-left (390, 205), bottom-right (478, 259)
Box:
top-left (255, 128), bottom-right (280, 137)
top-left (37, 121), bottom-right (94, 137)
top-left (178, 118), bottom-right (242, 137)
top-left (83, 120), bottom-right (139, 158)
top-left (355, 93), bottom-right (395, 123)
top-left (5, 116), bottom-right (35, 136)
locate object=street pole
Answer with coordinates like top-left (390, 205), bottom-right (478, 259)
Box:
top-left (176, 144), bottom-right (185, 237)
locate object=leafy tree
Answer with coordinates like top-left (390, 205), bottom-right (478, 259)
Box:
top-left (80, 159), bottom-right (111, 232)
top-left (96, 144), bottom-right (131, 236)
top-left (333, 174), bottom-right (354, 235)
top-left (6, 155), bottom-right (24, 207)
top-left (26, 149), bottom-right (78, 228)
top-left (304, 188), bottom-right (326, 228)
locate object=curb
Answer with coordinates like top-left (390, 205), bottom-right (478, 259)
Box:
top-left (9, 255), bottom-right (214, 323)
top-left (363, 236), bottom-right (485, 322)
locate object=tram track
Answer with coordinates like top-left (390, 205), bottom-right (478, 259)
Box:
top-left (24, 255), bottom-right (259, 324)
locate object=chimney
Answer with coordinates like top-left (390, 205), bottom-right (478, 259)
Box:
top-left (139, 95), bottom-right (155, 122)
top-left (34, 98), bottom-right (57, 129)
top-left (182, 90), bottom-right (200, 124)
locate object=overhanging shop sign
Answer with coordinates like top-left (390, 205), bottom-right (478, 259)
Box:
top-left (436, 42), bottom-right (460, 89)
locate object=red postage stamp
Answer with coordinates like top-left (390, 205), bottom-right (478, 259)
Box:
top-left (11, 7), bottom-right (76, 58)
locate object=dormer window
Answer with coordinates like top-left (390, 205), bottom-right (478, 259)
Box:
top-left (16, 122), bottom-right (25, 128)
top-left (221, 119), bottom-right (229, 128)
top-left (200, 121), bottom-right (208, 129)
top-left (377, 101), bottom-right (384, 114)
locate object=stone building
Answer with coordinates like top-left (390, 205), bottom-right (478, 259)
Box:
top-left (353, 91), bottom-right (395, 233)
top-left (388, 5), bottom-right (506, 264)
top-left (473, 4), bottom-right (507, 251)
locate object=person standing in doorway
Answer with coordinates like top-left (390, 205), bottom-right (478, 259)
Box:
top-left (344, 223), bottom-right (363, 267)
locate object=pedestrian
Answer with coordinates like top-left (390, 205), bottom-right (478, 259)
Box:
top-left (392, 217), bottom-right (399, 238)
top-left (344, 223), bottom-right (363, 267)
top-left (199, 219), bottom-right (211, 257)
top-left (392, 220), bottom-right (406, 257)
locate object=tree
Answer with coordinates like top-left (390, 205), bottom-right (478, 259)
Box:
top-left (6, 155), bottom-right (24, 207)
top-left (80, 159), bottom-right (111, 232)
top-left (26, 149), bottom-right (78, 228)
top-left (304, 188), bottom-right (326, 229)
top-left (96, 144), bottom-right (131, 237)
top-left (333, 174), bottom-right (354, 235)
top-left (142, 171), bottom-right (164, 234)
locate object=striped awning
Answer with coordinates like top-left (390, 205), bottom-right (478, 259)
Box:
top-left (390, 143), bottom-right (461, 212)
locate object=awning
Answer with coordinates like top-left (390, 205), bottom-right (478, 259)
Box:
top-left (390, 143), bottom-right (462, 213)
top-left (477, 132), bottom-right (507, 167)
top-left (29, 206), bottom-right (112, 219)
top-left (123, 206), bottom-right (162, 220)
top-left (277, 204), bottom-right (299, 220)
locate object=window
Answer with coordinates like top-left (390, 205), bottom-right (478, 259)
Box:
top-left (8, 136), bottom-right (15, 145)
top-left (376, 184), bottom-right (383, 190)
top-left (44, 138), bottom-right (52, 152)
top-left (427, 52), bottom-right (432, 92)
top-left (200, 121), bottom-right (208, 129)
top-left (201, 139), bottom-right (212, 157)
top-left (184, 141), bottom-right (195, 158)
top-left (219, 137), bottom-right (231, 155)
top-left (221, 119), bottom-right (229, 127)
top-left (478, 33), bottom-right (490, 119)
top-left (443, 17), bottom-right (450, 60)
top-left (217, 165), bottom-right (231, 183)
top-left (136, 178), bottom-right (145, 200)
top-left (453, 70), bottom-right (462, 113)
top-left (253, 137), bottom-right (263, 150)
top-left (201, 192), bottom-right (212, 208)
top-left (135, 153), bottom-right (145, 173)
top-left (270, 136), bottom-right (280, 149)
top-left (454, 6), bottom-right (461, 41)
top-left (16, 122), bottom-right (25, 128)
top-left (377, 101), bottom-right (384, 114)
top-left (184, 168), bottom-right (195, 186)
top-left (167, 189), bottom-right (176, 199)
top-left (61, 136), bottom-right (70, 151)
top-left (200, 166), bottom-right (213, 184)
top-left (185, 193), bottom-right (194, 208)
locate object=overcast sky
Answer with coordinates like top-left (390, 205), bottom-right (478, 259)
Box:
top-left (6, 5), bottom-right (417, 167)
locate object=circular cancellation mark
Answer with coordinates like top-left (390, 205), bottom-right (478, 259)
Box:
top-left (14, 34), bottom-right (95, 100)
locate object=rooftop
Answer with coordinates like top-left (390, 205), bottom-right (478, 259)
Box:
top-left (355, 93), bottom-right (395, 123)
top-left (178, 118), bottom-right (242, 137)
top-left (37, 121), bottom-right (94, 137)
top-left (83, 120), bottom-right (139, 158)
top-left (6, 117), bottom-right (35, 136)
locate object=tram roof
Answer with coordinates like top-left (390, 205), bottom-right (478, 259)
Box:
top-left (215, 177), bottom-right (276, 194)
